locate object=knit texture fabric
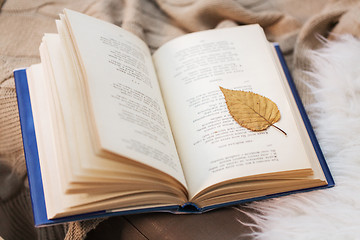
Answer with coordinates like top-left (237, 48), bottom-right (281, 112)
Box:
top-left (1, 0), bottom-right (359, 239)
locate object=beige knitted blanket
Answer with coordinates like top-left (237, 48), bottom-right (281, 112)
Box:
top-left (1, 0), bottom-right (359, 239)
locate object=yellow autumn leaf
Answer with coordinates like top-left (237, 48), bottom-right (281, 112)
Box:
top-left (220, 87), bottom-right (286, 135)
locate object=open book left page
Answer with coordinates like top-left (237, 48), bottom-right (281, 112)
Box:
top-left (24, 9), bottom-right (188, 219)
top-left (61, 9), bottom-right (187, 184)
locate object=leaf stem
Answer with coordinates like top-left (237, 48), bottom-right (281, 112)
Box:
top-left (272, 124), bottom-right (287, 136)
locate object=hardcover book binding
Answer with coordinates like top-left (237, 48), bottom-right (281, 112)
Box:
top-left (14, 44), bottom-right (334, 227)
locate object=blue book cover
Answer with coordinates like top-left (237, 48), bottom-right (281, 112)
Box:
top-left (14, 44), bottom-right (334, 227)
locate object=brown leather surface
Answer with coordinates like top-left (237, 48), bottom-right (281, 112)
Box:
top-left (86, 206), bottom-right (257, 240)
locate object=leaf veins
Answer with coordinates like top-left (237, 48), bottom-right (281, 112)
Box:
top-left (220, 87), bottom-right (286, 135)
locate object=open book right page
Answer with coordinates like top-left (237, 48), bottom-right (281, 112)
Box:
top-left (153, 25), bottom-right (323, 199)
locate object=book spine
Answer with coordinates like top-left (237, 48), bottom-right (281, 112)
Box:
top-left (177, 202), bottom-right (202, 213)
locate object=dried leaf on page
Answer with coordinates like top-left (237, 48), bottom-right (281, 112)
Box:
top-left (220, 87), bottom-right (286, 135)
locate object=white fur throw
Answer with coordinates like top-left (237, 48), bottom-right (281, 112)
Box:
top-left (243, 35), bottom-right (360, 240)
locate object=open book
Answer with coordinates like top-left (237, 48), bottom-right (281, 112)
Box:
top-left (14, 9), bottom-right (334, 226)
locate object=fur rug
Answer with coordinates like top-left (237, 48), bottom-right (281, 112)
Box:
top-left (243, 35), bottom-right (360, 240)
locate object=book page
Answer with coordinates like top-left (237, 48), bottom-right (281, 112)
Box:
top-left (153, 25), bottom-right (314, 198)
top-left (63, 9), bottom-right (186, 186)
